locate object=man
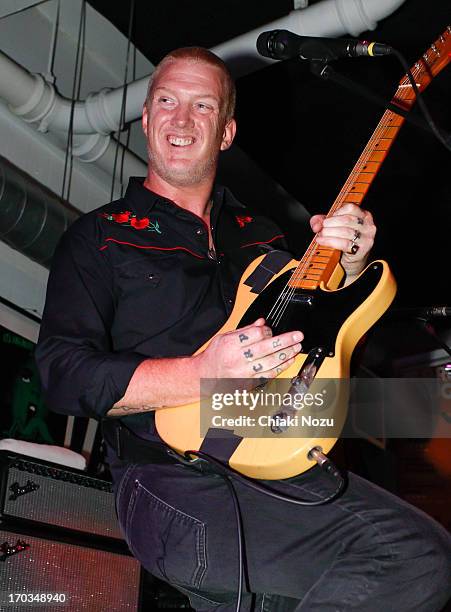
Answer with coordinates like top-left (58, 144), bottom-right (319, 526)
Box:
top-left (36, 48), bottom-right (451, 611)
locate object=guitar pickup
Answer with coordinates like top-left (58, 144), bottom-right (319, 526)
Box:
top-left (290, 293), bottom-right (315, 306)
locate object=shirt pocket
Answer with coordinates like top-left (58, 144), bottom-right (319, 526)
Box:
top-left (114, 256), bottom-right (166, 289)
top-left (111, 254), bottom-right (185, 346)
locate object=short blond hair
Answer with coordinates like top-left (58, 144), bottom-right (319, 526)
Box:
top-left (145, 47), bottom-right (236, 123)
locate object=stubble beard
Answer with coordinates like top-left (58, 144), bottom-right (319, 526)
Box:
top-left (147, 144), bottom-right (219, 188)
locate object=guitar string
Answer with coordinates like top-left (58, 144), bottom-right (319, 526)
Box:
top-left (266, 65), bottom-right (418, 329)
top-left (271, 62), bottom-right (419, 325)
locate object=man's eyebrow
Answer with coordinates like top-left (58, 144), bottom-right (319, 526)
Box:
top-left (153, 86), bottom-right (219, 102)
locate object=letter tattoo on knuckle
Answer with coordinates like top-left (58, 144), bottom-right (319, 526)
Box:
top-left (272, 339), bottom-right (282, 348)
top-left (243, 349), bottom-right (253, 359)
top-left (253, 363), bottom-right (263, 373)
top-left (239, 333), bottom-right (249, 343)
top-left (279, 352), bottom-right (287, 361)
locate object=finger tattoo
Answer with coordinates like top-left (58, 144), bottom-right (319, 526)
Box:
top-left (244, 349), bottom-right (253, 359)
top-left (253, 363), bottom-right (263, 372)
top-left (239, 333), bottom-right (249, 343)
top-left (272, 339), bottom-right (282, 348)
top-left (279, 352), bottom-right (287, 360)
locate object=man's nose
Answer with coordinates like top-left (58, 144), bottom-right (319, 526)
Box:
top-left (171, 104), bottom-right (194, 128)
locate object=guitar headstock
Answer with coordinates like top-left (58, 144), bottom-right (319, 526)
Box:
top-left (401, 26), bottom-right (451, 92)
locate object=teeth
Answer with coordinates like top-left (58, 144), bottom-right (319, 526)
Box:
top-left (168, 136), bottom-right (194, 146)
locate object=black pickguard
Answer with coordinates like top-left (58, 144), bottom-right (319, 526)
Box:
top-left (238, 261), bottom-right (384, 356)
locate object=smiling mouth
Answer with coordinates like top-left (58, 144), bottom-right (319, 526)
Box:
top-left (167, 135), bottom-right (195, 147)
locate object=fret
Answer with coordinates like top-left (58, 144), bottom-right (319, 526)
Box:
top-left (370, 138), bottom-right (393, 149)
top-left (381, 117), bottom-right (404, 127)
top-left (351, 173), bottom-right (375, 184)
top-left (367, 151), bottom-right (386, 162)
top-left (346, 185), bottom-right (371, 196)
top-left (340, 192), bottom-right (364, 203)
top-left (290, 279), bottom-right (318, 290)
top-left (298, 262), bottom-right (327, 271)
top-left (356, 162), bottom-right (380, 173)
top-left (379, 126), bottom-right (400, 138)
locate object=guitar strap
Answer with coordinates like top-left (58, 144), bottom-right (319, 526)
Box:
top-left (195, 250), bottom-right (294, 466)
top-left (243, 250), bottom-right (293, 294)
top-left (199, 428), bottom-right (242, 464)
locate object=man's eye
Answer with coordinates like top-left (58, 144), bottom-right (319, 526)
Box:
top-left (159, 97), bottom-right (174, 105)
top-left (196, 103), bottom-right (212, 112)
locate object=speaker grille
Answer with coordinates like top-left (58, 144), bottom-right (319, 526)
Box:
top-left (2, 457), bottom-right (122, 540)
top-left (0, 528), bottom-right (141, 611)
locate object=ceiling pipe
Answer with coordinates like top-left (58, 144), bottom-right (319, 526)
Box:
top-left (1, 0), bottom-right (406, 147)
top-left (0, 155), bottom-right (79, 268)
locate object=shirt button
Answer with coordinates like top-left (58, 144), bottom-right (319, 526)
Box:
top-left (195, 228), bottom-right (204, 236)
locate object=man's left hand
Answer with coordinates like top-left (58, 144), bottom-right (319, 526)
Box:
top-left (310, 203), bottom-right (376, 279)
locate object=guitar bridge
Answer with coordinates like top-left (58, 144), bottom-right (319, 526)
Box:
top-left (270, 347), bottom-right (326, 433)
top-left (290, 346), bottom-right (326, 394)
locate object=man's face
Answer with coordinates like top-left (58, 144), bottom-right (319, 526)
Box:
top-left (142, 58), bottom-right (236, 188)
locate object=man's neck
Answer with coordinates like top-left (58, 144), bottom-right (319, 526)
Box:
top-left (143, 173), bottom-right (214, 218)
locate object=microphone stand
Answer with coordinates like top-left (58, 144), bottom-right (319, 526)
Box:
top-left (414, 317), bottom-right (451, 359)
top-left (309, 61), bottom-right (431, 135)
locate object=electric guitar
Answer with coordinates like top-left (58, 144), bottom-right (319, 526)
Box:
top-left (156, 28), bottom-right (451, 479)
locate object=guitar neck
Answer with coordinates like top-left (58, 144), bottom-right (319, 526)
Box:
top-left (289, 26), bottom-right (451, 291)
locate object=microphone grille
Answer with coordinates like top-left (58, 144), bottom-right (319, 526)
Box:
top-left (256, 30), bottom-right (275, 58)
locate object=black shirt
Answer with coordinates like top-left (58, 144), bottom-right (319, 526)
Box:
top-left (36, 177), bottom-right (287, 439)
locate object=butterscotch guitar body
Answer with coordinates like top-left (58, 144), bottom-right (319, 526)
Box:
top-left (156, 255), bottom-right (396, 479)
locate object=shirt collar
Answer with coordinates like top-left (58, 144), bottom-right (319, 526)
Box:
top-left (123, 177), bottom-right (236, 221)
top-left (122, 177), bottom-right (159, 217)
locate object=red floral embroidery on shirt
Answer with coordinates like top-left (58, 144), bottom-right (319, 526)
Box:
top-left (112, 212), bottom-right (131, 223)
top-left (130, 217), bottom-right (150, 229)
top-left (101, 211), bottom-right (161, 234)
top-left (236, 215), bottom-right (253, 228)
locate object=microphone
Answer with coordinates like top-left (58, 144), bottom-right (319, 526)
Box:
top-left (256, 29), bottom-right (393, 62)
top-left (387, 306), bottom-right (451, 319)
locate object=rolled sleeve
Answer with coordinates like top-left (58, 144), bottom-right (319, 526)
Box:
top-left (35, 219), bottom-right (146, 419)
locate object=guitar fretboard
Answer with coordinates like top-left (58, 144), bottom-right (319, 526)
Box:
top-left (288, 26), bottom-right (451, 291)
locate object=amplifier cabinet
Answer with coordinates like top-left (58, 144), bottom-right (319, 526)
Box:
top-left (0, 526), bottom-right (141, 611)
top-left (0, 452), bottom-right (123, 541)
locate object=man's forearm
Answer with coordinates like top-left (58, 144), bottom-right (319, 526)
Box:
top-left (107, 354), bottom-right (203, 417)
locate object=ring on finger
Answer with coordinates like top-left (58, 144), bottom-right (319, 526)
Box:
top-left (349, 237), bottom-right (360, 255)
top-left (348, 228), bottom-right (361, 254)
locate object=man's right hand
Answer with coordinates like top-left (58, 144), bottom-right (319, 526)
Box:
top-left (109, 319), bottom-right (303, 415)
top-left (197, 318), bottom-right (303, 380)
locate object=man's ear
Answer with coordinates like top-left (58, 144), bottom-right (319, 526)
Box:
top-left (142, 104), bottom-right (149, 136)
top-left (220, 118), bottom-right (237, 151)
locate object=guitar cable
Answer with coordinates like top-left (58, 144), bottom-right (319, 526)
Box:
top-left (183, 448), bottom-right (346, 612)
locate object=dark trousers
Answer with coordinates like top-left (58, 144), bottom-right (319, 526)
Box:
top-left (109, 457), bottom-right (451, 611)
